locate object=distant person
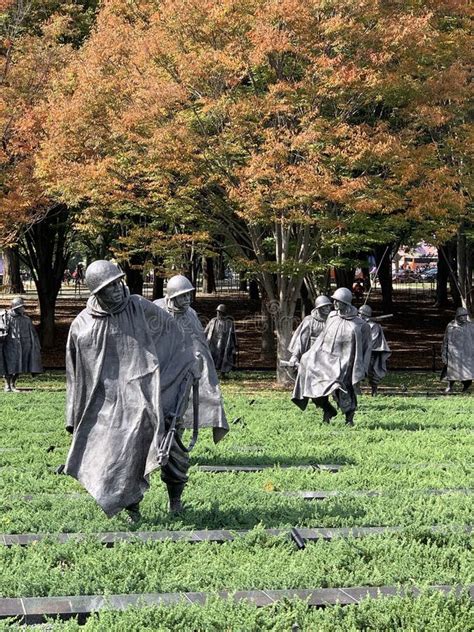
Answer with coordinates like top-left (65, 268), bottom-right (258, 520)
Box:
top-left (205, 304), bottom-right (237, 375)
top-left (288, 295), bottom-right (332, 365)
top-left (358, 304), bottom-right (391, 396)
top-left (2, 297), bottom-right (42, 392)
top-left (292, 288), bottom-right (371, 426)
top-left (442, 307), bottom-right (473, 394)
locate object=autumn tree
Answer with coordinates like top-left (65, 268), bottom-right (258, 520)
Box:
top-left (0, 0), bottom-right (99, 343)
top-left (39, 0), bottom-right (472, 376)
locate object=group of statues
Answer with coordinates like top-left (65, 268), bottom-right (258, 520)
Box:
top-left (0, 297), bottom-right (42, 392)
top-left (63, 261), bottom-right (238, 522)
top-left (289, 287), bottom-right (388, 426)
top-left (288, 292), bottom-right (473, 425)
top-left (1, 258), bottom-right (471, 524)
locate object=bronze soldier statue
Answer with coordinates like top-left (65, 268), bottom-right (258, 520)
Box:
top-left (155, 275), bottom-right (229, 443)
top-left (3, 297), bottom-right (42, 392)
top-left (358, 304), bottom-right (391, 396)
top-left (288, 295), bottom-right (332, 365)
top-left (205, 304), bottom-right (237, 375)
top-left (442, 307), bottom-right (473, 393)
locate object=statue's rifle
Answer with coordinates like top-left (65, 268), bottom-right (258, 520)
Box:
top-left (279, 359), bottom-right (299, 383)
top-left (157, 353), bottom-right (203, 468)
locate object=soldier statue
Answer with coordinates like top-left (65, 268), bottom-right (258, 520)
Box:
top-left (358, 304), bottom-right (391, 396)
top-left (204, 304), bottom-right (237, 375)
top-left (64, 261), bottom-right (198, 521)
top-left (442, 307), bottom-right (473, 393)
top-left (155, 275), bottom-right (229, 443)
top-left (292, 287), bottom-right (371, 426)
top-left (2, 297), bottom-right (42, 392)
top-left (288, 295), bottom-right (332, 365)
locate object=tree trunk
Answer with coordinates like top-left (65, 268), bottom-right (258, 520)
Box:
top-left (123, 260), bottom-right (144, 295)
top-left (202, 256), bottom-right (216, 293)
top-left (152, 270), bottom-right (164, 300)
top-left (275, 302), bottom-right (297, 386)
top-left (260, 294), bottom-right (276, 364)
top-left (20, 204), bottom-right (71, 348)
top-left (436, 247), bottom-right (449, 307)
top-left (374, 244), bottom-right (393, 313)
top-left (334, 267), bottom-right (354, 290)
top-left (239, 272), bottom-right (247, 292)
top-left (249, 278), bottom-right (260, 300)
top-left (3, 246), bottom-right (24, 294)
top-left (300, 279), bottom-right (313, 317)
top-left (457, 223), bottom-right (472, 310)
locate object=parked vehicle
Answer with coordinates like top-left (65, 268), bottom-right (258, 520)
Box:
top-left (420, 268), bottom-right (437, 281)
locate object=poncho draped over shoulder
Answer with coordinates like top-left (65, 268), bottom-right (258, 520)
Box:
top-left (65, 293), bottom-right (194, 517)
top-left (155, 299), bottom-right (229, 443)
top-left (288, 310), bottom-right (326, 360)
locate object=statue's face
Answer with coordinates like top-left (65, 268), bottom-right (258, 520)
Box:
top-left (456, 314), bottom-right (469, 325)
top-left (12, 306), bottom-right (25, 316)
top-left (334, 300), bottom-right (351, 314)
top-left (217, 310), bottom-right (224, 320)
top-left (172, 292), bottom-right (191, 310)
top-left (96, 279), bottom-right (123, 310)
top-left (358, 312), bottom-right (370, 322)
top-left (318, 304), bottom-right (332, 319)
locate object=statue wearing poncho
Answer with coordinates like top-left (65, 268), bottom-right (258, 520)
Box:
top-left (442, 307), bottom-right (473, 394)
top-left (204, 304), bottom-right (237, 374)
top-left (2, 297), bottom-right (42, 392)
top-left (155, 275), bottom-right (229, 444)
top-left (359, 304), bottom-right (391, 396)
top-left (292, 288), bottom-right (371, 426)
top-left (288, 296), bottom-right (333, 364)
top-left (64, 261), bottom-right (196, 520)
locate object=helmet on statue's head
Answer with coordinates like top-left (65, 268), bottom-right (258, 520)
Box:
top-left (11, 297), bottom-right (25, 311)
top-left (314, 295), bottom-right (332, 309)
top-left (359, 304), bottom-right (372, 318)
top-left (216, 304), bottom-right (226, 313)
top-left (166, 275), bottom-right (194, 299)
top-left (455, 307), bottom-right (469, 318)
top-left (85, 260), bottom-right (125, 295)
top-left (331, 287), bottom-right (353, 305)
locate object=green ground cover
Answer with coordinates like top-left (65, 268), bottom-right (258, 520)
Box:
top-left (0, 372), bottom-right (472, 629)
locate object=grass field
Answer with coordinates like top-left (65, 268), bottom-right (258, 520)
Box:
top-left (0, 372), bottom-right (472, 630)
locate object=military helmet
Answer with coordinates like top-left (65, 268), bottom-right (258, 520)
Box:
top-left (166, 275), bottom-right (194, 299)
top-left (314, 295), bottom-right (332, 309)
top-left (359, 304), bottom-right (372, 318)
top-left (85, 260), bottom-right (125, 295)
top-left (455, 307), bottom-right (469, 317)
top-left (331, 287), bottom-right (353, 305)
top-left (216, 304), bottom-right (226, 313)
top-left (11, 297), bottom-right (25, 311)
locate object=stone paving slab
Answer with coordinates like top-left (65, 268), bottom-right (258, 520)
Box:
top-left (282, 488), bottom-right (473, 500)
top-left (196, 463), bottom-right (342, 473)
top-left (0, 585), bottom-right (471, 623)
top-left (0, 524), bottom-right (470, 548)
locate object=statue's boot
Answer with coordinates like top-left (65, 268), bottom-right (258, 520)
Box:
top-left (371, 383), bottom-right (378, 397)
top-left (462, 380), bottom-right (472, 393)
top-left (11, 375), bottom-right (20, 393)
top-left (345, 410), bottom-right (355, 427)
top-left (125, 502), bottom-right (141, 524)
top-left (322, 401), bottom-right (338, 424)
top-left (444, 381), bottom-right (455, 394)
top-left (167, 482), bottom-right (185, 514)
top-left (4, 376), bottom-right (12, 392)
